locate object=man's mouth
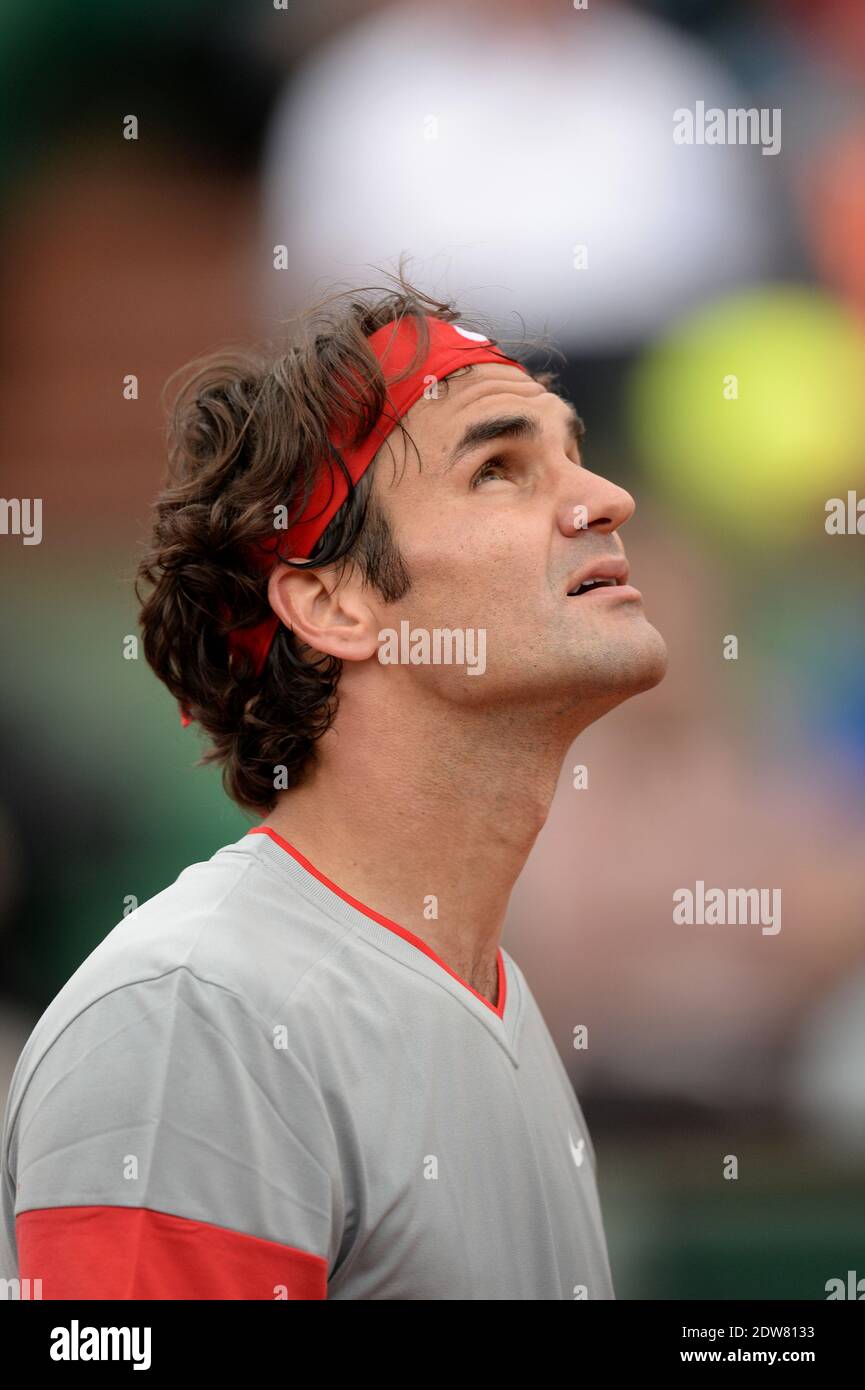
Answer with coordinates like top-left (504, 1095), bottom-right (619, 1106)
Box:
top-left (565, 556), bottom-right (631, 596)
top-left (567, 577), bottom-right (619, 597)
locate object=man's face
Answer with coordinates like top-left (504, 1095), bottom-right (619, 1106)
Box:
top-left (364, 360), bottom-right (667, 716)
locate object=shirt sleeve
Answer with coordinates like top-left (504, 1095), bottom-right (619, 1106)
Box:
top-left (7, 969), bottom-right (341, 1299)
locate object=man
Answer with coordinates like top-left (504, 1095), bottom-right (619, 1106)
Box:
top-left (0, 276), bottom-right (667, 1299)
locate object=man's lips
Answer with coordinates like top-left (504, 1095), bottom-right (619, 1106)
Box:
top-left (565, 556), bottom-right (641, 600)
top-left (569, 582), bottom-right (643, 602)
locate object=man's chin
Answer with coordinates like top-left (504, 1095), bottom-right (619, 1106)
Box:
top-left (625, 622), bottom-right (669, 694)
top-left (556, 623), bottom-right (669, 711)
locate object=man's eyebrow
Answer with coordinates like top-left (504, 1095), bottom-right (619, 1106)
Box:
top-left (443, 403), bottom-right (586, 472)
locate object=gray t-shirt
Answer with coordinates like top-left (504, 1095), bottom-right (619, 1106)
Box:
top-left (0, 826), bottom-right (615, 1300)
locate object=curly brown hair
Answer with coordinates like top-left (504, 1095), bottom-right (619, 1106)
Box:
top-left (135, 263), bottom-right (561, 815)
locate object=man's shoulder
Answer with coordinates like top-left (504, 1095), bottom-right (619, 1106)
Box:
top-left (96, 829), bottom-right (347, 985)
top-left (5, 833), bottom-right (354, 1119)
top-left (0, 835), bottom-right (348, 1283)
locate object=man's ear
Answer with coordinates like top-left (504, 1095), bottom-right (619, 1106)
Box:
top-left (266, 561), bottom-right (381, 662)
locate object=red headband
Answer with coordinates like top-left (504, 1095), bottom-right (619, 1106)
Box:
top-left (179, 315), bottom-right (529, 726)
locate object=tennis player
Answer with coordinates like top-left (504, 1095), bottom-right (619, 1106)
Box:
top-left (0, 275), bottom-right (667, 1299)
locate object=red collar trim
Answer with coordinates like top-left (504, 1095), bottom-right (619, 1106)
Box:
top-left (247, 825), bottom-right (507, 1019)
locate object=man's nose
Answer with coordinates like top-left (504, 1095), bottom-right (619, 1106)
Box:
top-left (560, 468), bottom-right (636, 536)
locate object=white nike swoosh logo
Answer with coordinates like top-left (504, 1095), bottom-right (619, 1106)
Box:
top-left (569, 1132), bottom-right (585, 1168)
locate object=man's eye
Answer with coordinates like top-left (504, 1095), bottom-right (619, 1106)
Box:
top-left (470, 457), bottom-right (511, 488)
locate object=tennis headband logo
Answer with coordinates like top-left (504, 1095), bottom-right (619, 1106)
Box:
top-left (179, 316), bottom-right (528, 726)
top-left (451, 326), bottom-right (490, 342)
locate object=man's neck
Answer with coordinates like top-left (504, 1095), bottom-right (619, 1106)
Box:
top-left (263, 680), bottom-right (599, 1007)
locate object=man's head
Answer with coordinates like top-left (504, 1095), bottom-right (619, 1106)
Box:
top-left (137, 271), bottom-right (666, 814)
